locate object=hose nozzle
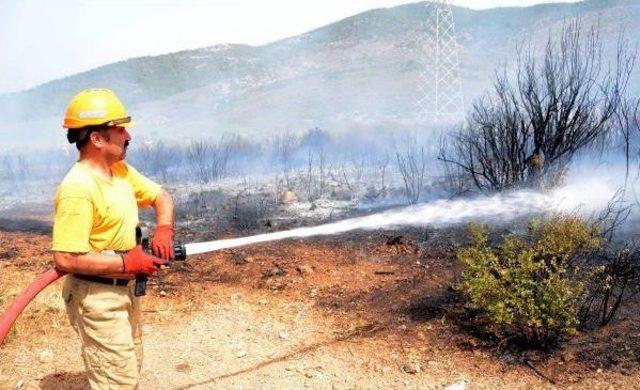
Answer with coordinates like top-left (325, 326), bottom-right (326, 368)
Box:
top-left (173, 244), bottom-right (187, 261)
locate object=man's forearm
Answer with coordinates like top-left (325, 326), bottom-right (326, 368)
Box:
top-left (53, 251), bottom-right (124, 275)
top-left (153, 189), bottom-right (174, 226)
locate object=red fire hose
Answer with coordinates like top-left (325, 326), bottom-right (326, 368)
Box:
top-left (0, 268), bottom-right (66, 345)
top-left (0, 243), bottom-right (187, 346)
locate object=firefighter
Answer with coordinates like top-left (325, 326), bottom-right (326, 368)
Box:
top-left (52, 88), bottom-right (175, 389)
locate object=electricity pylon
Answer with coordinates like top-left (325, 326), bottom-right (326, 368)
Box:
top-left (417, 0), bottom-right (464, 122)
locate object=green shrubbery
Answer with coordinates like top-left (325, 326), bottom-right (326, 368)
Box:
top-left (458, 216), bottom-right (601, 346)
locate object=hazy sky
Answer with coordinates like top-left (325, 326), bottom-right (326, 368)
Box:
top-left (0, 0), bottom-right (582, 94)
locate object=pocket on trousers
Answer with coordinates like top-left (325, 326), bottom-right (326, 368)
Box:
top-left (85, 343), bottom-right (139, 388)
top-left (63, 290), bottom-right (73, 304)
top-left (62, 277), bottom-right (74, 304)
top-left (81, 284), bottom-right (131, 343)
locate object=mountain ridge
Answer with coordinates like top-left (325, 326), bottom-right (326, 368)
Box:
top-left (1, 0), bottom-right (638, 148)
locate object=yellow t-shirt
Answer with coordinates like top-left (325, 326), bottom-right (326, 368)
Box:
top-left (51, 161), bottom-right (161, 253)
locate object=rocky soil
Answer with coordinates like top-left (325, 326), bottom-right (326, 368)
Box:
top-left (1, 227), bottom-right (639, 389)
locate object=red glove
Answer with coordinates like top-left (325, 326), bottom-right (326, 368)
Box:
top-left (122, 245), bottom-right (166, 275)
top-left (152, 225), bottom-right (175, 260)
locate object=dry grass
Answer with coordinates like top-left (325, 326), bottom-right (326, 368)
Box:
top-left (0, 377), bottom-right (13, 389)
top-left (0, 283), bottom-right (20, 345)
top-left (34, 286), bottom-right (65, 314)
top-left (0, 283), bottom-right (8, 308)
top-left (1, 279), bottom-right (65, 347)
top-left (16, 283), bottom-right (66, 337)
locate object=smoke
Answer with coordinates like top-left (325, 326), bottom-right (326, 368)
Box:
top-left (185, 178), bottom-right (616, 255)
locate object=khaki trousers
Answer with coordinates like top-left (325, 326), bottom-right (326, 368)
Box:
top-left (62, 276), bottom-right (143, 390)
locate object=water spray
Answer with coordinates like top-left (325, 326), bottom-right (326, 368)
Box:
top-left (184, 179), bottom-right (614, 255)
top-left (0, 180), bottom-right (614, 345)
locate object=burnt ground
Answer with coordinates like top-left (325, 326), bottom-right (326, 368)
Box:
top-left (1, 226), bottom-right (639, 389)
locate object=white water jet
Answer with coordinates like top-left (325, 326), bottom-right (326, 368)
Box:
top-left (184, 179), bottom-right (615, 255)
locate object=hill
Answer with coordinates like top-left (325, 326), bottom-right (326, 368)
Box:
top-left (0, 0), bottom-right (638, 149)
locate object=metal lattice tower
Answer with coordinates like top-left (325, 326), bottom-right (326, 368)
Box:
top-left (417, 0), bottom-right (464, 121)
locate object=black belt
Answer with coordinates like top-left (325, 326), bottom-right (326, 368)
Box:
top-left (74, 274), bottom-right (131, 286)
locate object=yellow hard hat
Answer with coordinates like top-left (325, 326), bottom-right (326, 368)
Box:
top-left (62, 88), bottom-right (135, 130)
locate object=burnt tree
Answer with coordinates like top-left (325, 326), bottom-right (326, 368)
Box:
top-left (440, 22), bottom-right (637, 192)
top-left (397, 147), bottom-right (427, 204)
top-left (186, 139), bottom-right (231, 183)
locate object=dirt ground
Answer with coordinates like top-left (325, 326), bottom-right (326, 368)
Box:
top-left (1, 227), bottom-right (639, 389)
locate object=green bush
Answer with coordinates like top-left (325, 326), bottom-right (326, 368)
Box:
top-left (458, 216), bottom-right (601, 346)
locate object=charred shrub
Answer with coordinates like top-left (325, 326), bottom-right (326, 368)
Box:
top-left (230, 192), bottom-right (277, 233)
top-left (458, 216), bottom-right (601, 346)
top-left (579, 245), bottom-right (640, 328)
top-left (177, 189), bottom-right (227, 219)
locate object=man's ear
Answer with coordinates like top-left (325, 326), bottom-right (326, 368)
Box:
top-left (88, 131), bottom-right (104, 148)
